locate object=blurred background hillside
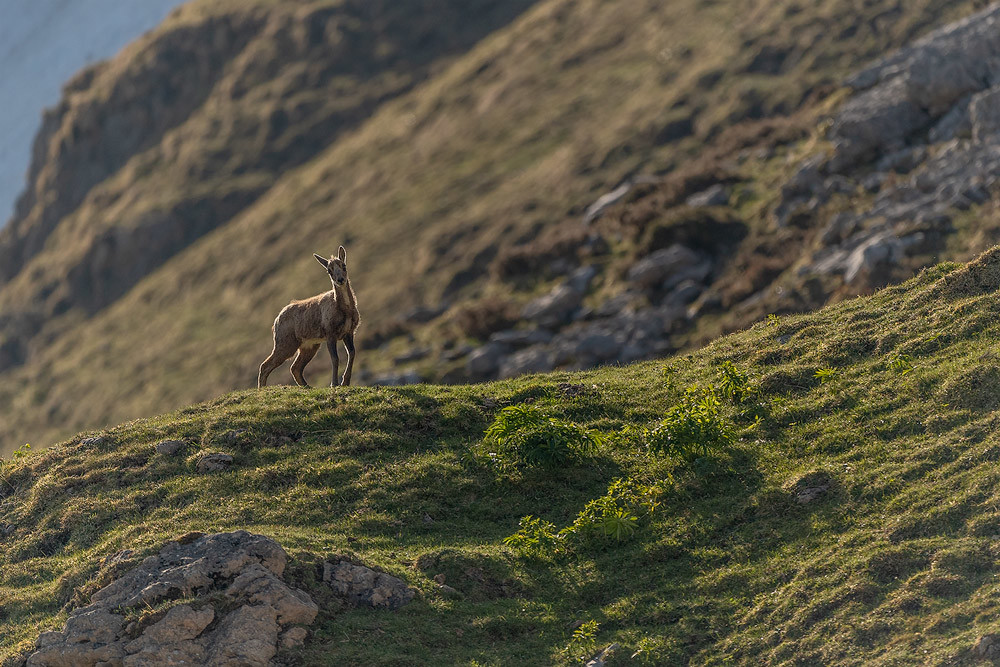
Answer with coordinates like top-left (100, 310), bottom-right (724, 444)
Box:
top-left (2, 0), bottom-right (1000, 456)
top-left (0, 0), bottom-right (185, 225)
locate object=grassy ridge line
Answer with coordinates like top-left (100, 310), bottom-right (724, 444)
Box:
top-left (0, 0), bottom-right (985, 457)
top-left (5, 249), bottom-right (1000, 663)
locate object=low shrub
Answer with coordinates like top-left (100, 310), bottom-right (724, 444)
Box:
top-left (482, 404), bottom-right (602, 469)
top-left (644, 387), bottom-right (733, 461)
top-left (503, 478), bottom-right (667, 557)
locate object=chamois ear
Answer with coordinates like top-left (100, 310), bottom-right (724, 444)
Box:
top-left (337, 246), bottom-right (347, 262)
top-left (313, 253), bottom-right (329, 268)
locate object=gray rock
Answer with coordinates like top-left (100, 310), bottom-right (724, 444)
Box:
top-left (371, 370), bottom-right (422, 386)
top-left (977, 634), bottom-right (1000, 658)
top-left (441, 343), bottom-right (474, 361)
top-left (323, 560), bottom-right (416, 609)
top-left (64, 608), bottom-right (126, 646)
top-left (795, 485), bottom-right (829, 504)
top-left (569, 333), bottom-right (620, 362)
top-left (626, 244), bottom-right (702, 289)
top-left (522, 284), bottom-right (583, 328)
top-left (583, 181), bottom-right (633, 224)
top-left (782, 7), bottom-right (1000, 294)
top-left (565, 265), bottom-right (599, 293)
top-left (393, 347), bottom-right (430, 364)
top-left (436, 583), bottom-right (462, 597)
top-left (929, 94), bottom-right (972, 142)
top-left (594, 291), bottom-right (642, 318)
top-left (586, 643), bottom-right (621, 667)
top-left (685, 183), bottom-right (729, 207)
top-left (876, 146), bottom-right (927, 173)
top-left (819, 212), bottom-right (861, 245)
top-left (831, 4), bottom-right (1000, 167)
top-left (498, 346), bottom-right (555, 379)
top-left (78, 436), bottom-right (109, 449)
top-left (155, 439), bottom-right (185, 456)
top-left (123, 605), bottom-right (213, 666)
top-left (488, 329), bottom-right (554, 348)
top-left (281, 627), bottom-right (308, 649)
top-left (26, 532), bottom-right (316, 667)
top-left (196, 453), bottom-right (233, 473)
top-left (206, 604), bottom-right (279, 666)
top-left (225, 563), bottom-right (318, 625)
top-left (860, 172), bottom-right (887, 193)
top-left (401, 304), bottom-right (447, 324)
top-left (970, 87), bottom-right (1000, 143)
top-left (662, 260), bottom-right (711, 291)
top-left (844, 232), bottom-right (903, 284)
top-left (220, 429), bottom-right (248, 446)
top-left (131, 605), bottom-right (214, 645)
top-left (465, 342), bottom-right (510, 378)
top-left (663, 280), bottom-right (703, 307)
top-left (822, 175), bottom-right (856, 196)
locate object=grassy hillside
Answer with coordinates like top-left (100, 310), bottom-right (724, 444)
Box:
top-left (0, 0), bottom-right (987, 456)
top-left (7, 249), bottom-right (1000, 664)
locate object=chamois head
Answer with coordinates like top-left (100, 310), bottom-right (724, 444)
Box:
top-left (314, 246), bottom-right (349, 286)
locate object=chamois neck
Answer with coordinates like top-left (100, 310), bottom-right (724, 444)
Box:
top-left (332, 279), bottom-right (356, 309)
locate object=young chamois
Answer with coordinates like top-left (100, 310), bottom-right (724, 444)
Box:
top-left (257, 246), bottom-right (361, 388)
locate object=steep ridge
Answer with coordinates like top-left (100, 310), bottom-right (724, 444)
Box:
top-left (6, 249), bottom-right (1000, 663)
top-left (0, 0), bottom-right (987, 455)
top-left (0, 0), bottom-right (537, 370)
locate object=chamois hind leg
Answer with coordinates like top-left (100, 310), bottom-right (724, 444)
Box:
top-left (290, 343), bottom-right (320, 387)
top-left (327, 336), bottom-right (340, 387)
top-left (341, 334), bottom-right (356, 387)
top-left (258, 336), bottom-right (298, 388)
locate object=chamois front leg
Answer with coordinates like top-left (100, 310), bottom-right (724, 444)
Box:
top-left (328, 337), bottom-right (340, 388)
top-left (342, 334), bottom-right (356, 387)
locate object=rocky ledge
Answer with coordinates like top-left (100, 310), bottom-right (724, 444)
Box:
top-left (21, 530), bottom-right (415, 667)
top-left (784, 3), bottom-right (1000, 287)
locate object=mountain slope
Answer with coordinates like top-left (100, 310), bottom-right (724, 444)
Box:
top-left (0, 0), bottom-right (987, 456)
top-left (5, 249), bottom-right (1000, 664)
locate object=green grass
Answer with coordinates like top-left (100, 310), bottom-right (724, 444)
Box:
top-left (8, 250), bottom-right (1000, 664)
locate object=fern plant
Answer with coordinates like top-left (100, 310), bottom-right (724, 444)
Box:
top-left (504, 478), bottom-right (667, 557)
top-left (814, 367), bottom-right (838, 383)
top-left (502, 515), bottom-right (565, 556)
top-left (483, 404), bottom-right (601, 468)
top-left (718, 361), bottom-right (755, 403)
top-left (886, 353), bottom-right (913, 375)
top-left (644, 387), bottom-right (733, 461)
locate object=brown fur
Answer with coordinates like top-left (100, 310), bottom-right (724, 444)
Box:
top-left (258, 246), bottom-right (361, 388)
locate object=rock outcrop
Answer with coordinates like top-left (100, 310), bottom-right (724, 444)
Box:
top-left (322, 560), bottom-right (416, 610)
top-left (459, 244), bottom-right (711, 380)
top-left (775, 3), bottom-right (1000, 294)
top-left (26, 531), bottom-right (317, 667)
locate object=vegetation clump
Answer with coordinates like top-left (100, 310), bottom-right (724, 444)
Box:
top-left (644, 387), bottom-right (734, 462)
top-left (481, 403), bottom-right (602, 469)
top-left (503, 477), bottom-right (667, 557)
